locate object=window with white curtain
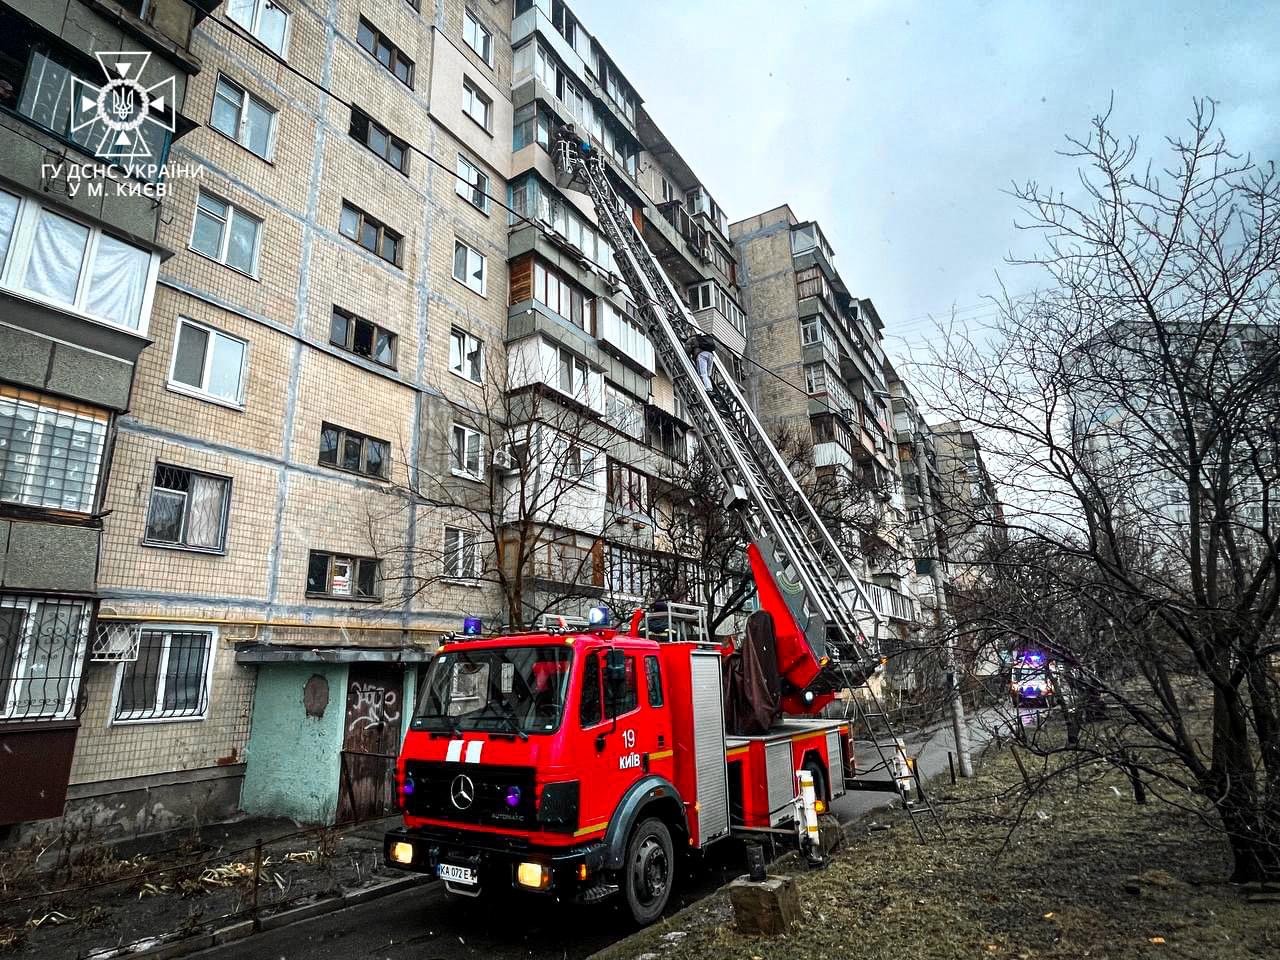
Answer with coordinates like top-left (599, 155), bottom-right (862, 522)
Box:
top-left (449, 328), bottom-right (484, 382)
top-left (144, 464), bottom-right (231, 552)
top-left (0, 189), bottom-right (155, 332)
top-left (0, 389), bottom-right (108, 514)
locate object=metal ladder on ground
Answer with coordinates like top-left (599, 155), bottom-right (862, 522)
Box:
top-left (554, 135), bottom-right (944, 842)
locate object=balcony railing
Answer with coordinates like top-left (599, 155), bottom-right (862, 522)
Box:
top-left (656, 201), bottom-right (710, 262)
top-left (860, 582), bottom-right (917, 622)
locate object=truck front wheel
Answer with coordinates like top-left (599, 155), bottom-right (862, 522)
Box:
top-left (622, 817), bottom-right (674, 925)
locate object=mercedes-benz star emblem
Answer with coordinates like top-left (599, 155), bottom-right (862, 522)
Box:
top-left (450, 774), bottom-right (475, 810)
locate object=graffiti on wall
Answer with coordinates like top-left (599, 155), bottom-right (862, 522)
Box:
top-left (347, 681), bottom-right (400, 732)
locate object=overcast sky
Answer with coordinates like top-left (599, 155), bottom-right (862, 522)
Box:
top-left (573, 0), bottom-right (1280, 356)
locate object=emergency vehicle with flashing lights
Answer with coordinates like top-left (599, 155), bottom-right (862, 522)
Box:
top-left (384, 546), bottom-right (855, 925)
top-left (1009, 648), bottom-right (1055, 705)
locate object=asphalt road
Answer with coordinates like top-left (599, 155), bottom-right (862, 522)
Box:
top-left (190, 712), bottom-right (999, 960)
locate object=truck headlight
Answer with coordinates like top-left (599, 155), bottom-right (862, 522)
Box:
top-left (390, 842), bottom-right (414, 865)
top-left (516, 861), bottom-right (550, 890)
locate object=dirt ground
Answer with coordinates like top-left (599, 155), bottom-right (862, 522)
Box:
top-left (0, 817), bottom-right (402, 959)
top-left (614, 744), bottom-right (1280, 960)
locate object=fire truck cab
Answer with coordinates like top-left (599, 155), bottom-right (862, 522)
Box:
top-left (384, 603), bottom-right (851, 924)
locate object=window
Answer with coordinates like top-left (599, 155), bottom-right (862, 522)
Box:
top-left (443, 526), bottom-right (481, 580)
top-left (330, 306), bottom-right (397, 368)
top-left (455, 154), bottom-right (490, 213)
top-left (463, 10), bottom-right (493, 65)
top-left (801, 317), bottom-right (823, 346)
top-left (114, 628), bottom-right (213, 722)
top-left (528, 260), bottom-right (591, 329)
top-left (169, 319), bottom-right (247, 406)
top-left (558, 348), bottom-right (590, 398)
top-left (599, 300), bottom-right (654, 370)
top-left (0, 389), bottom-right (107, 514)
top-left (210, 75), bottom-right (276, 159)
top-left (449, 328), bottom-right (484, 382)
top-left (607, 460), bottom-right (648, 513)
top-left (4, 38), bottom-right (172, 171)
top-left (144, 465), bottom-right (230, 551)
top-left (605, 654), bottom-right (639, 719)
top-left (645, 655), bottom-right (663, 707)
top-left (0, 190), bottom-right (155, 331)
top-left (450, 423), bottom-right (484, 479)
top-left (605, 385), bottom-right (644, 439)
top-left (0, 596), bottom-right (88, 721)
top-left (350, 107), bottom-right (409, 174)
top-left (191, 191), bottom-right (262, 276)
top-left (339, 202), bottom-right (402, 266)
top-left (557, 439), bottom-right (597, 486)
top-left (579, 651), bottom-right (601, 727)
top-left (462, 77), bottom-right (492, 130)
top-left (452, 239), bottom-right (487, 295)
top-left (306, 550), bottom-right (379, 599)
top-left (319, 423), bottom-right (389, 479)
top-left (226, 0), bottom-right (290, 56)
top-left (804, 363), bottom-right (828, 395)
top-left (356, 17), bottom-right (414, 87)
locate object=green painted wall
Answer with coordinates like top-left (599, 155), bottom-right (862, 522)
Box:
top-left (240, 664), bottom-right (347, 824)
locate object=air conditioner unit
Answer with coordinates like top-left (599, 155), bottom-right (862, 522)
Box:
top-left (492, 446), bottom-right (519, 472)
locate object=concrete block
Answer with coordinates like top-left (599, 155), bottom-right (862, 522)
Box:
top-left (2, 521), bottom-right (99, 592)
top-left (818, 814), bottom-right (844, 855)
top-left (727, 873), bottom-right (801, 936)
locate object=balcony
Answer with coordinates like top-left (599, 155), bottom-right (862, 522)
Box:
top-left (861, 581), bottom-right (917, 623)
top-left (814, 441), bottom-right (854, 471)
top-left (657, 201), bottom-right (711, 261)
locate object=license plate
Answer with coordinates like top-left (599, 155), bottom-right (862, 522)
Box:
top-left (437, 863), bottom-right (477, 885)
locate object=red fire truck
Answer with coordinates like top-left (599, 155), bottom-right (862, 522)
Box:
top-left (385, 548), bottom-right (855, 923)
top-left (385, 133), bottom-right (897, 923)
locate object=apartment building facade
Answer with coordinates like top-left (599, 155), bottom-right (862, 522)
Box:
top-left (729, 205), bottom-right (918, 645)
top-left (932, 421), bottom-right (1006, 581)
top-left (0, 0), bottom-right (211, 831)
top-left (0, 0), bottom-right (762, 838)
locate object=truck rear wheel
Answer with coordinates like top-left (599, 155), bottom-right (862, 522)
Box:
top-left (622, 817), bottom-right (674, 926)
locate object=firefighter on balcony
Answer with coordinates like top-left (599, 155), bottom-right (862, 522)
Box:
top-left (688, 329), bottom-right (717, 392)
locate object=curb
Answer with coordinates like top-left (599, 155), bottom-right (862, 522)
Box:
top-left (111, 874), bottom-right (434, 960)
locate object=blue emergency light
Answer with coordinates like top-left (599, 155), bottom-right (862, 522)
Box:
top-left (588, 606), bottom-right (610, 627)
top-left (462, 617), bottom-right (483, 636)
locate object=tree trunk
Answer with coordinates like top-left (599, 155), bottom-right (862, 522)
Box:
top-left (1210, 685), bottom-right (1280, 882)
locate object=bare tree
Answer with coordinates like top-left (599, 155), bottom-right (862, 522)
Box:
top-left (369, 351), bottom-right (633, 631)
top-left (919, 99), bottom-right (1280, 881)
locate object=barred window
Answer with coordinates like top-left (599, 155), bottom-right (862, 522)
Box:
top-left (0, 388), bottom-right (108, 513)
top-left (144, 464), bottom-right (231, 551)
top-left (443, 526), bottom-right (480, 580)
top-left (114, 629), bottom-right (212, 722)
top-left (0, 596), bottom-right (89, 721)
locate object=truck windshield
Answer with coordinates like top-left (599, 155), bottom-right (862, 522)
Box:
top-left (415, 646), bottom-right (573, 734)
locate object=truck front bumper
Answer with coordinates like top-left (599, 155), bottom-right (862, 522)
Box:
top-left (384, 826), bottom-right (609, 899)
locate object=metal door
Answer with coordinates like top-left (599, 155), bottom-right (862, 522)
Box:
top-left (336, 663), bottom-right (404, 824)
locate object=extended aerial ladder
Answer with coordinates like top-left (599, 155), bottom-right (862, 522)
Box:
top-left (553, 132), bottom-right (944, 839)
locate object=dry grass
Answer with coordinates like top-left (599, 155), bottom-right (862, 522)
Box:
top-left (614, 745), bottom-right (1280, 960)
